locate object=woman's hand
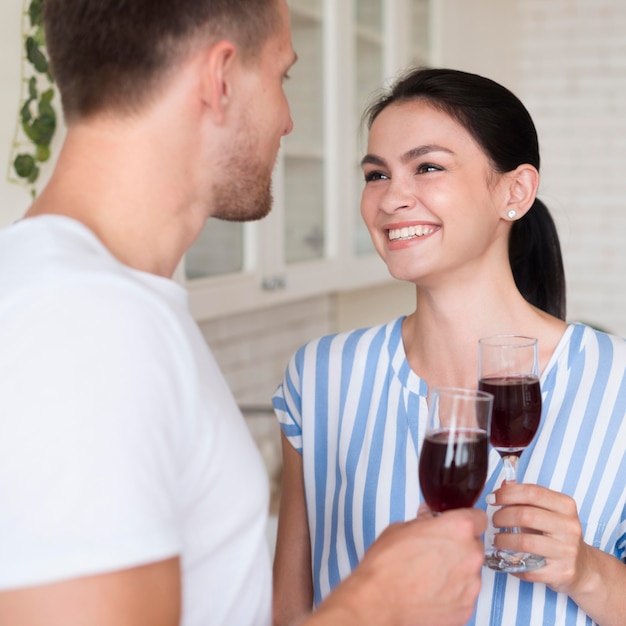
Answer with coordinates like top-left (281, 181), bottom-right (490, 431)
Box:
top-left (489, 483), bottom-right (626, 625)
top-left (490, 483), bottom-right (587, 593)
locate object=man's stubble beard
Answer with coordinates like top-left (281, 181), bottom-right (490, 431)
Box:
top-left (211, 119), bottom-right (276, 223)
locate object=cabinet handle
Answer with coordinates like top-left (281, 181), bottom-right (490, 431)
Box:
top-left (261, 275), bottom-right (287, 291)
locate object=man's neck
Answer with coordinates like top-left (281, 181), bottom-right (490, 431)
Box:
top-left (26, 112), bottom-right (210, 278)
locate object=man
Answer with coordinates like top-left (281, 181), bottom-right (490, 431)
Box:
top-left (0, 1), bottom-right (486, 624)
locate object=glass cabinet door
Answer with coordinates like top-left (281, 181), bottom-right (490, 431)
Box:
top-left (283, 0), bottom-right (326, 264)
top-left (184, 0), bottom-right (328, 280)
top-left (352, 0), bottom-right (431, 258)
top-left (182, 0), bottom-right (433, 320)
top-left (353, 0), bottom-right (384, 257)
top-left (184, 220), bottom-right (244, 280)
top-left (410, 0), bottom-right (430, 66)
top-left (185, 0), bottom-right (429, 279)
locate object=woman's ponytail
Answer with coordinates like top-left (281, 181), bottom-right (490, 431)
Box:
top-left (509, 198), bottom-right (566, 320)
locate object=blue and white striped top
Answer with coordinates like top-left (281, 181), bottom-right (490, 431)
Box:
top-left (273, 318), bottom-right (626, 625)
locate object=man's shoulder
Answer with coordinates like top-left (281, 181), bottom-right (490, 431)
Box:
top-left (1, 215), bottom-right (116, 288)
top-left (0, 215), bottom-right (185, 322)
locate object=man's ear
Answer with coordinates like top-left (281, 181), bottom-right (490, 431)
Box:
top-left (501, 164), bottom-right (539, 221)
top-left (198, 40), bottom-right (238, 125)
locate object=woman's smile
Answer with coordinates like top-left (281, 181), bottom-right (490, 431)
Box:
top-left (387, 223), bottom-right (439, 242)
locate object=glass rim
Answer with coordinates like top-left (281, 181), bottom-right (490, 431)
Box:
top-left (431, 386), bottom-right (494, 402)
top-left (478, 334), bottom-right (538, 348)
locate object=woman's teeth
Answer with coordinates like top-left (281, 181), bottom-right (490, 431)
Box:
top-left (388, 225), bottom-right (436, 241)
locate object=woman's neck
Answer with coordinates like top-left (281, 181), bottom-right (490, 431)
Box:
top-left (401, 278), bottom-right (567, 390)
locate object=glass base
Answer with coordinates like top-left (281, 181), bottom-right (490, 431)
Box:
top-left (484, 548), bottom-right (546, 573)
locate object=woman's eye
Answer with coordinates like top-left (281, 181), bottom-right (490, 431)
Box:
top-left (364, 171), bottom-right (388, 183)
top-left (417, 163), bottom-right (442, 174)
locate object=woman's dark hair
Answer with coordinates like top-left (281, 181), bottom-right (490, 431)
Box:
top-left (363, 67), bottom-right (566, 320)
top-left (43, 0), bottom-right (280, 122)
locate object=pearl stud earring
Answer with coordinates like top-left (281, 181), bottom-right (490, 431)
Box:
top-left (507, 210), bottom-right (517, 219)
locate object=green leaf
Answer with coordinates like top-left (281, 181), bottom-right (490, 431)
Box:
top-left (22, 119), bottom-right (39, 142)
top-left (25, 36), bottom-right (49, 74)
top-left (28, 75), bottom-right (37, 99)
top-left (35, 144), bottom-right (51, 162)
top-left (33, 25), bottom-right (46, 48)
top-left (40, 88), bottom-right (54, 104)
top-left (31, 114), bottom-right (56, 145)
top-left (22, 111), bottom-right (55, 145)
top-left (28, 0), bottom-right (43, 29)
top-left (27, 164), bottom-right (40, 184)
top-left (12, 0), bottom-right (57, 198)
top-left (20, 98), bottom-right (34, 123)
top-left (38, 98), bottom-right (55, 120)
top-left (13, 153), bottom-right (36, 178)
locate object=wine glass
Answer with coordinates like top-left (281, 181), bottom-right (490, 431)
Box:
top-left (419, 387), bottom-right (493, 513)
top-left (478, 335), bottom-right (546, 572)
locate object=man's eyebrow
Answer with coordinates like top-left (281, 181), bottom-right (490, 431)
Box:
top-left (361, 144), bottom-right (454, 168)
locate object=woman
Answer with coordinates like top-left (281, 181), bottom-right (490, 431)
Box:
top-left (272, 68), bottom-right (626, 625)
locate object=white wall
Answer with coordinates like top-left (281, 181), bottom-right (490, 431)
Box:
top-left (516, 0), bottom-right (626, 335)
top-left (431, 0), bottom-right (519, 92)
top-left (432, 0), bottom-right (626, 335)
top-left (425, 0), bottom-right (626, 335)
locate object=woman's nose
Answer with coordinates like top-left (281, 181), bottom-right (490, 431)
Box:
top-left (379, 178), bottom-right (416, 214)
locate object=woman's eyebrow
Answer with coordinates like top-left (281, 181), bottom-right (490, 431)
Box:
top-left (400, 145), bottom-right (454, 163)
top-left (361, 144), bottom-right (454, 168)
top-left (360, 153), bottom-right (386, 168)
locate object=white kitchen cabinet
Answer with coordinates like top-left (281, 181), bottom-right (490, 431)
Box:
top-left (182, 0), bottom-right (431, 321)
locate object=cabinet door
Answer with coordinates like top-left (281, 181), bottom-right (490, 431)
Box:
top-left (410, 0), bottom-right (431, 66)
top-left (353, 0), bottom-right (385, 257)
top-left (283, 0), bottom-right (326, 265)
top-left (184, 220), bottom-right (245, 280)
top-left (351, 0), bottom-right (431, 258)
top-left (183, 0), bottom-right (433, 321)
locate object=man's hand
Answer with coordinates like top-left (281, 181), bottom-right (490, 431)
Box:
top-left (306, 507), bottom-right (487, 626)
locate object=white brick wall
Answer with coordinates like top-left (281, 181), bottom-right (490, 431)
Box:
top-left (517, 0), bottom-right (626, 335)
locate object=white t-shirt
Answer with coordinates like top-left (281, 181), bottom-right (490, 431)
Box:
top-left (0, 215), bottom-right (271, 625)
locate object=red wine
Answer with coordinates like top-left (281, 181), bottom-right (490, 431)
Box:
top-left (479, 375), bottom-right (542, 455)
top-left (419, 429), bottom-right (488, 512)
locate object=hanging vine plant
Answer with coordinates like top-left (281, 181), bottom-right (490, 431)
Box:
top-left (8, 0), bottom-right (57, 198)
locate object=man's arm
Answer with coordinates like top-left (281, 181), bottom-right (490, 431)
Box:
top-left (304, 508), bottom-right (487, 626)
top-left (0, 557), bottom-right (181, 626)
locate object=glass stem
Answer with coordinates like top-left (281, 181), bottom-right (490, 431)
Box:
top-left (502, 454), bottom-right (519, 483)
top-left (501, 454), bottom-right (521, 534)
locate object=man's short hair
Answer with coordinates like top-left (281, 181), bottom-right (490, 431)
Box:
top-left (43, 0), bottom-right (280, 122)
